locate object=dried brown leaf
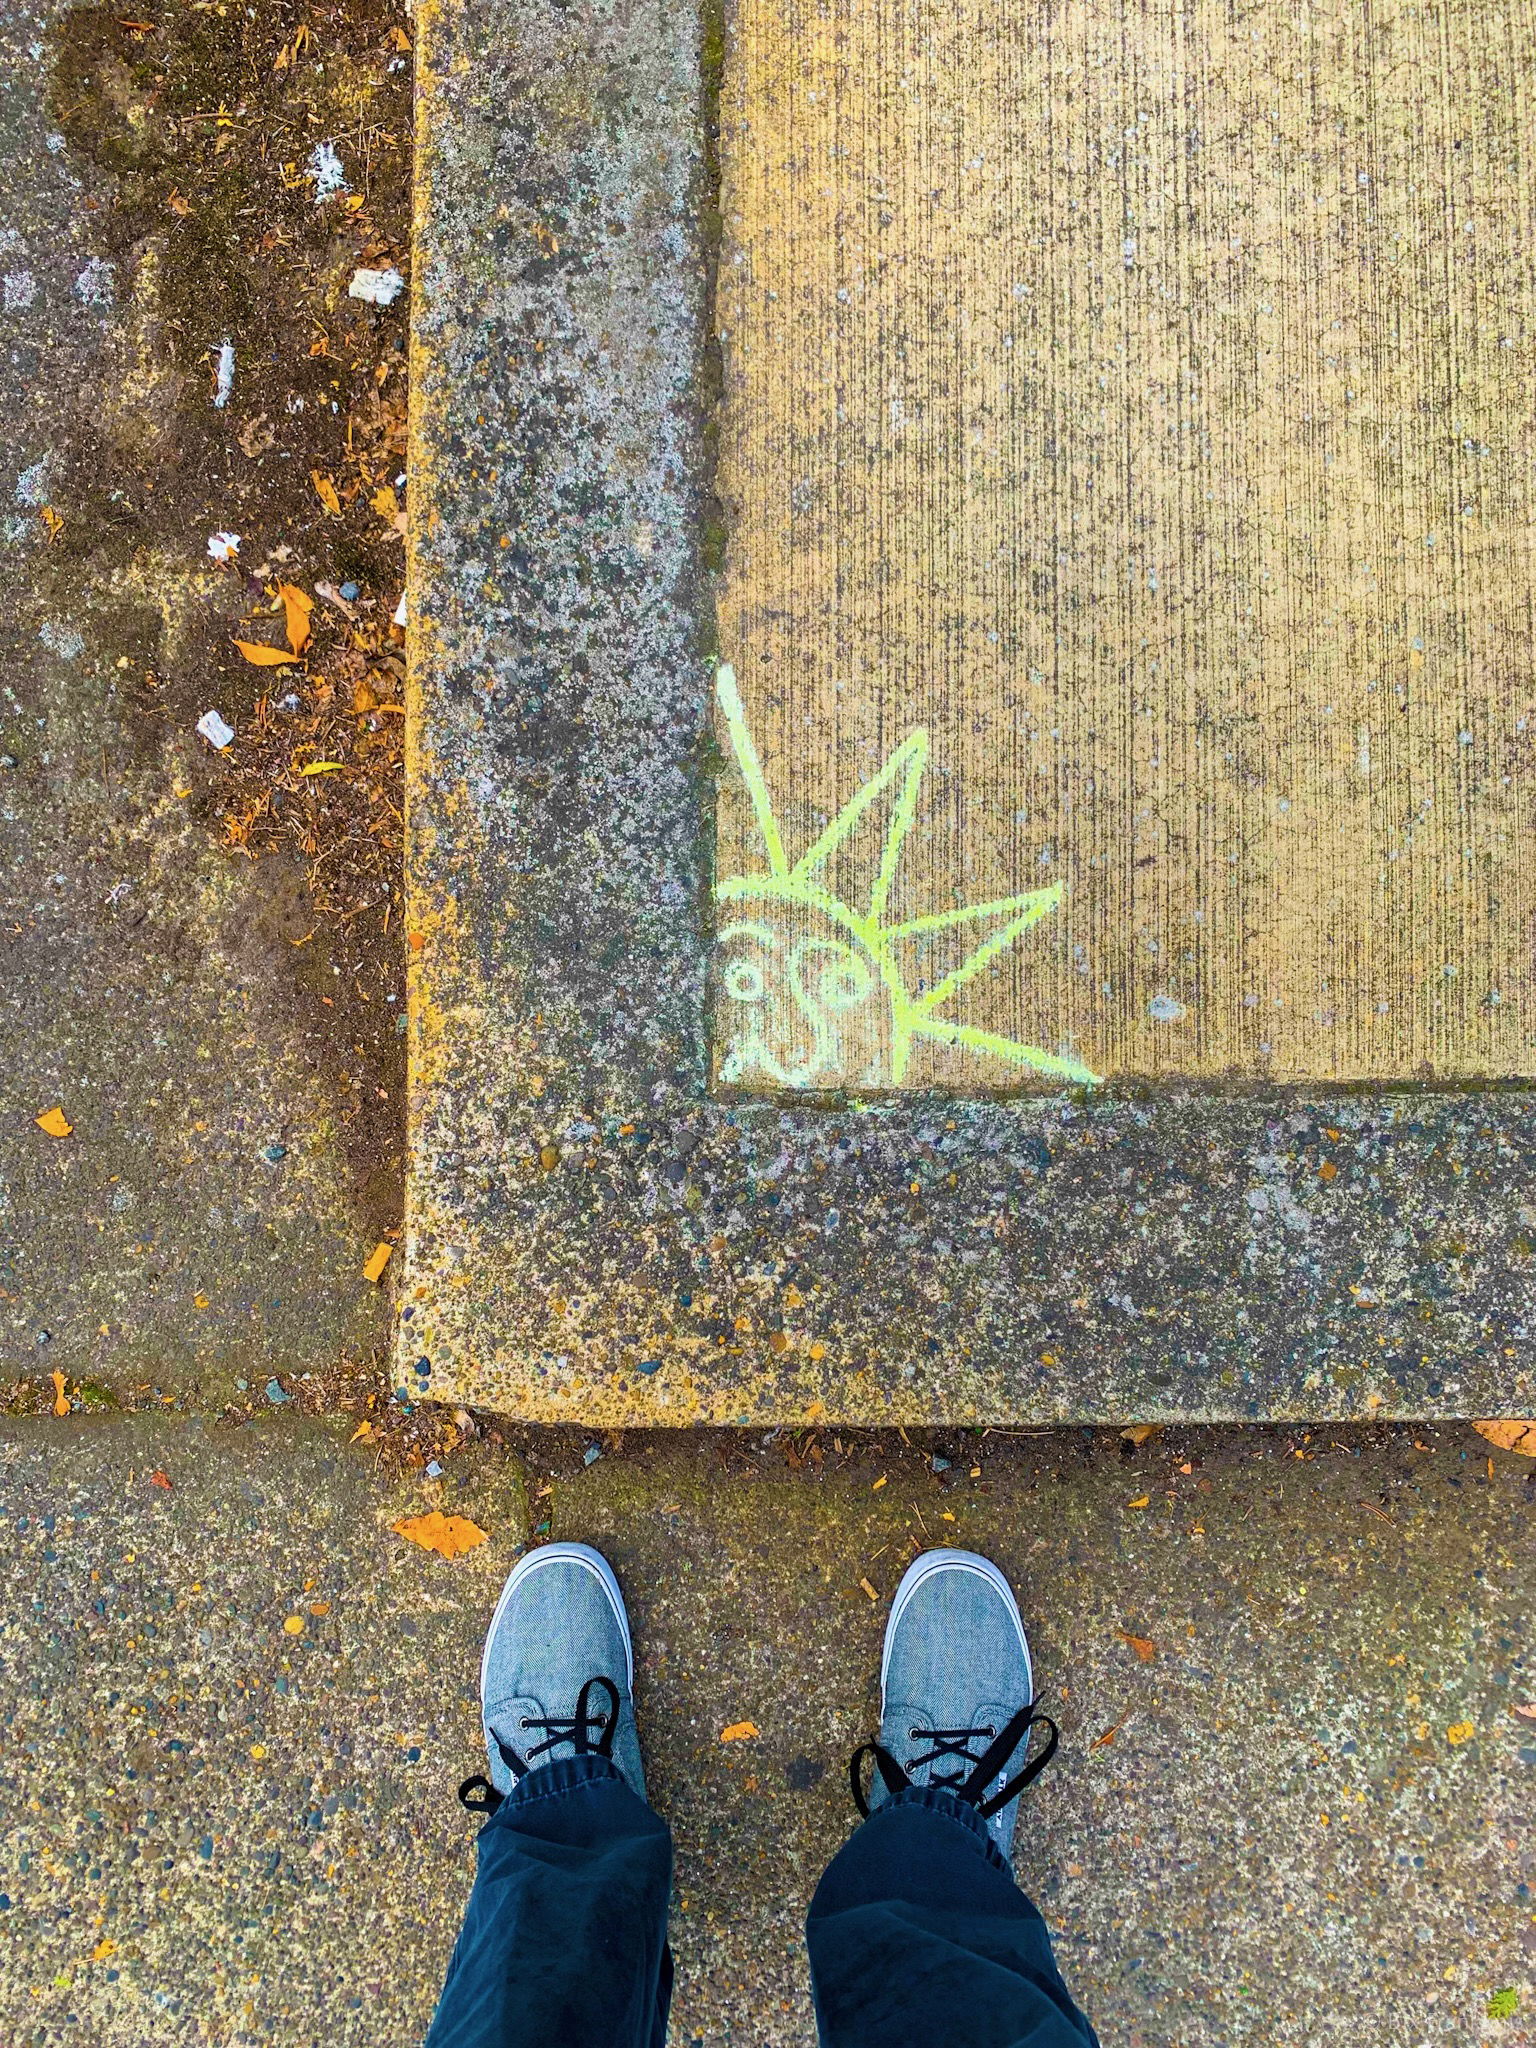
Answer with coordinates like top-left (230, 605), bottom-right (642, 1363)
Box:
top-left (278, 582), bottom-right (313, 656)
top-left (1472, 1420), bottom-right (1536, 1458)
top-left (392, 1511), bottom-right (487, 1560)
top-left (233, 639), bottom-right (297, 667)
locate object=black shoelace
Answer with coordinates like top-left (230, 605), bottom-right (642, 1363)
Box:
top-left (458, 1674), bottom-right (620, 1816)
top-left (851, 1696), bottom-right (1059, 1821)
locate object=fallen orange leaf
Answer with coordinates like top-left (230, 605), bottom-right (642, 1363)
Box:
top-left (1473, 1420), bottom-right (1536, 1457)
top-left (1120, 1423), bottom-right (1163, 1446)
top-left (720, 1721), bottom-right (759, 1743)
top-left (149, 1470), bottom-right (172, 1490)
top-left (1119, 1631), bottom-right (1157, 1662)
top-left (363, 1241), bottom-right (393, 1283)
top-left (311, 470), bottom-right (342, 516)
top-left (1127, 1494), bottom-right (1151, 1510)
top-left (1091, 1719), bottom-right (1126, 1750)
top-left (298, 760), bottom-right (346, 775)
top-left (233, 638), bottom-right (297, 667)
top-left (1511, 1702), bottom-right (1536, 1722)
top-left (351, 1420), bottom-right (375, 1442)
top-left (51, 1370), bottom-right (70, 1417)
top-left (393, 1511), bottom-right (487, 1560)
top-left (277, 581), bottom-right (313, 656)
top-left (370, 484), bottom-right (400, 521)
top-left (91, 1938), bottom-right (117, 1962)
top-left (36, 1105), bottom-right (73, 1138)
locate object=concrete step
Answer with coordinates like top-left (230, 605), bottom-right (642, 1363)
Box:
top-left (3, 1413), bottom-right (1528, 2045)
top-left (404, 0), bottom-right (1536, 1423)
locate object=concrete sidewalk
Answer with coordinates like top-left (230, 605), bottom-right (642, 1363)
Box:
top-left (2, 1414), bottom-right (1529, 2045)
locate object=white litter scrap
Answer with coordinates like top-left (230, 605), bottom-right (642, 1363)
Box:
top-left (206, 531), bottom-right (240, 562)
top-left (197, 709), bottom-right (235, 751)
top-left (392, 591), bottom-right (407, 627)
top-left (307, 141), bottom-right (348, 202)
top-left (212, 340), bottom-right (235, 409)
top-left (349, 266), bottom-right (406, 307)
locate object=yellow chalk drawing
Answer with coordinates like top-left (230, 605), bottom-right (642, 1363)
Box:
top-left (714, 665), bottom-right (1099, 1089)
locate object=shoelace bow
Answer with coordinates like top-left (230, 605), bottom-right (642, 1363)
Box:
top-left (851, 1695), bottom-right (1059, 1821)
top-left (459, 1674), bottom-right (620, 1815)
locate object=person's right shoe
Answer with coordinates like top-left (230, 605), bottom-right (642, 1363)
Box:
top-left (853, 1547), bottom-right (1057, 1857)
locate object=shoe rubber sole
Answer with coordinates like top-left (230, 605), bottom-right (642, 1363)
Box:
top-left (880, 1547), bottom-right (1033, 1706)
top-left (480, 1541), bottom-right (635, 1703)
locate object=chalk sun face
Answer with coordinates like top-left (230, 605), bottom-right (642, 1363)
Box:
top-left (717, 890), bottom-right (893, 1089)
top-left (712, 666), bottom-right (1099, 1092)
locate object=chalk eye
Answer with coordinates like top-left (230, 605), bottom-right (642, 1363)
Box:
top-left (724, 959), bottom-right (766, 1003)
top-left (805, 944), bottom-right (873, 1010)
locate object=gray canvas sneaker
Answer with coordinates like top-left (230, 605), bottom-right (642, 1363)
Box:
top-left (853, 1547), bottom-right (1057, 1857)
top-left (458, 1542), bottom-right (646, 1816)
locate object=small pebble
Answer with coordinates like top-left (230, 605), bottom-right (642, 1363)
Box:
top-left (261, 1144), bottom-right (287, 1163)
top-left (583, 1443), bottom-right (602, 1466)
top-left (339, 581), bottom-right (360, 601)
top-left (425, 1460), bottom-right (443, 1479)
top-left (931, 1454), bottom-right (952, 1472)
top-left (265, 1379), bottom-right (291, 1406)
top-left (636, 1358), bottom-right (662, 1376)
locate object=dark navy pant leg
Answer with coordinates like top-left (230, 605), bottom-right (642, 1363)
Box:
top-left (805, 1787), bottom-right (1098, 2048)
top-left (426, 1754), bottom-right (673, 2048)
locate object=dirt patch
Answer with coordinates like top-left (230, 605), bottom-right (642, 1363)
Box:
top-left (46, 0), bottom-right (414, 1234)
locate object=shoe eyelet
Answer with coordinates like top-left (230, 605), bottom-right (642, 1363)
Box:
top-left (908, 1727), bottom-right (921, 1740)
top-left (518, 1718), bottom-right (531, 1729)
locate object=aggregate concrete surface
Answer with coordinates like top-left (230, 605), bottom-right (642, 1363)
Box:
top-left (1, 1415), bottom-right (1531, 2046)
top-left (0, 0), bottom-right (400, 1403)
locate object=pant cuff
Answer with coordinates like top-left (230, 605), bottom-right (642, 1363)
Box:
top-left (494, 1750), bottom-right (624, 1818)
top-left (871, 1782), bottom-right (1015, 1876)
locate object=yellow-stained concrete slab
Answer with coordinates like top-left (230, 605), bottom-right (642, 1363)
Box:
top-left (716, 0), bottom-right (1536, 1089)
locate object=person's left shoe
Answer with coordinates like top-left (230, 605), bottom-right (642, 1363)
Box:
top-left (459, 1542), bottom-right (645, 1816)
